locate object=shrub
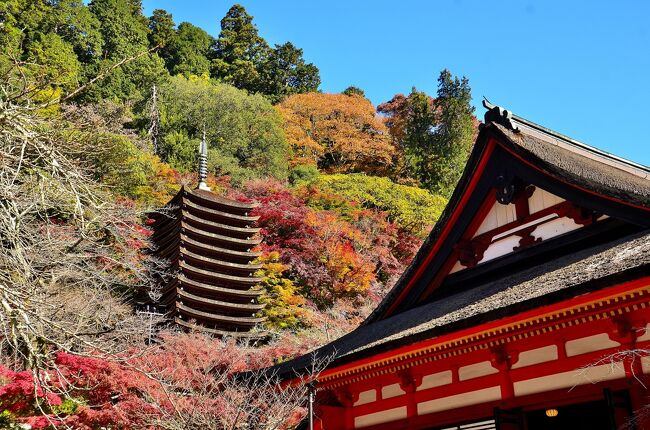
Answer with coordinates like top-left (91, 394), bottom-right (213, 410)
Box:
top-left (304, 173), bottom-right (446, 235)
top-left (288, 164), bottom-right (320, 185)
top-left (257, 252), bottom-right (312, 331)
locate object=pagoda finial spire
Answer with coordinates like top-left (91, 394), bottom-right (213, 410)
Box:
top-left (197, 125), bottom-right (211, 191)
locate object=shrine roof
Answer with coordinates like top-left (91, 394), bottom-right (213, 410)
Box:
top-left (490, 119), bottom-right (650, 206)
top-left (368, 105), bottom-right (650, 322)
top-left (271, 228), bottom-right (650, 379)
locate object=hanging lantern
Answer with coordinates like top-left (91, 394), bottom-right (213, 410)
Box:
top-left (545, 408), bottom-right (559, 417)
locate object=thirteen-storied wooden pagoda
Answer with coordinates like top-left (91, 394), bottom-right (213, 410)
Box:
top-left (146, 139), bottom-right (265, 337)
top-left (272, 101), bottom-right (650, 429)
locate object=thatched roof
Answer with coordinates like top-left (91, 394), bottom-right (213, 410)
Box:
top-left (369, 109), bottom-right (650, 322)
top-left (271, 229), bottom-right (650, 378)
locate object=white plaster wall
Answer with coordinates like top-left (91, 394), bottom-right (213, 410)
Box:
top-left (354, 406), bottom-right (407, 428)
top-left (641, 356), bottom-right (650, 374)
top-left (565, 333), bottom-right (620, 357)
top-left (354, 389), bottom-right (377, 406)
top-left (511, 345), bottom-right (558, 369)
top-left (531, 216), bottom-right (582, 241)
top-left (479, 235), bottom-right (521, 263)
top-left (417, 386), bottom-right (501, 416)
top-left (474, 202), bottom-right (517, 236)
top-left (513, 362), bottom-right (626, 397)
top-left (458, 361), bottom-right (498, 381)
top-left (381, 383), bottom-right (405, 399)
top-left (417, 370), bottom-right (453, 391)
top-left (528, 188), bottom-right (564, 214)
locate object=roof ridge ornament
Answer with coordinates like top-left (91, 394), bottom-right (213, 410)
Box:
top-left (482, 98), bottom-right (520, 132)
top-left (197, 126), bottom-right (211, 191)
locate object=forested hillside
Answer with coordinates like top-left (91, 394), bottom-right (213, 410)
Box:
top-left (0, 1), bottom-right (476, 427)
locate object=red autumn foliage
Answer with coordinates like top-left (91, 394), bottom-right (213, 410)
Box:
top-left (244, 178), bottom-right (420, 310)
top-left (0, 332), bottom-right (316, 429)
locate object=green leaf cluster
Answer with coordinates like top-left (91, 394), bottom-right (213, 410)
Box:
top-left (288, 164), bottom-right (320, 185)
top-left (210, 5), bottom-right (320, 100)
top-left (158, 75), bottom-right (289, 182)
top-left (306, 173), bottom-right (447, 235)
top-left (423, 70), bottom-right (476, 196)
top-left (256, 252), bottom-right (311, 331)
top-left (379, 70), bottom-right (476, 198)
top-left (89, 132), bottom-right (179, 205)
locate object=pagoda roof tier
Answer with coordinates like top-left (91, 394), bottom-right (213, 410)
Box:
top-left (180, 247), bottom-right (262, 273)
top-left (177, 289), bottom-right (265, 312)
top-left (174, 318), bottom-right (265, 338)
top-left (180, 261), bottom-right (262, 286)
top-left (147, 193), bottom-right (183, 224)
top-left (151, 236), bottom-right (181, 260)
top-left (182, 210), bottom-right (260, 238)
top-left (183, 187), bottom-right (259, 215)
top-left (156, 276), bottom-right (179, 296)
top-left (181, 221), bottom-right (262, 250)
top-left (181, 235), bottom-right (261, 262)
top-left (158, 286), bottom-right (178, 307)
top-left (152, 236), bottom-right (261, 264)
top-left (150, 216), bottom-right (180, 242)
top-left (182, 198), bottom-right (259, 226)
top-left (178, 275), bottom-right (261, 300)
top-left (176, 303), bottom-right (264, 326)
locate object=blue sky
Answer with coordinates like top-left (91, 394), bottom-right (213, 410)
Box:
top-left (141, 0), bottom-right (650, 166)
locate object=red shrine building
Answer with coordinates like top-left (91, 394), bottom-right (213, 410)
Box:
top-left (275, 102), bottom-right (650, 430)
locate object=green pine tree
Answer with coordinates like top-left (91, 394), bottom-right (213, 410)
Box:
top-left (84, 0), bottom-right (168, 102)
top-left (422, 69), bottom-right (475, 196)
top-left (259, 42), bottom-right (320, 102)
top-left (148, 9), bottom-right (176, 60)
top-left (404, 87), bottom-right (437, 182)
top-left (210, 4), bottom-right (270, 93)
top-left (168, 22), bottom-right (214, 77)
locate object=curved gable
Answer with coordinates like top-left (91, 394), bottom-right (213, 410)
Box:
top-left (369, 103), bottom-right (650, 321)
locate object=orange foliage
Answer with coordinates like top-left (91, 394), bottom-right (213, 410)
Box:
top-left (304, 211), bottom-right (375, 299)
top-left (377, 93), bottom-right (416, 147)
top-left (276, 93), bottom-right (396, 175)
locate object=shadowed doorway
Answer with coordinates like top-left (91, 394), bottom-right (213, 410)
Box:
top-left (525, 399), bottom-right (611, 430)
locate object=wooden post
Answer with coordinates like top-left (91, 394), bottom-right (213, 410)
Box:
top-left (491, 347), bottom-right (518, 402)
top-left (335, 387), bottom-right (358, 430)
top-left (398, 371), bottom-right (422, 421)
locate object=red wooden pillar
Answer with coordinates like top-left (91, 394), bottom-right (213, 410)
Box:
top-left (335, 387), bottom-right (358, 430)
top-left (317, 405), bottom-right (346, 430)
top-left (399, 371), bottom-right (422, 421)
top-left (491, 347), bottom-right (518, 401)
top-left (608, 316), bottom-right (649, 428)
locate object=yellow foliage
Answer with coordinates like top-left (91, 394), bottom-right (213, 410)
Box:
top-left (256, 252), bottom-right (312, 331)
